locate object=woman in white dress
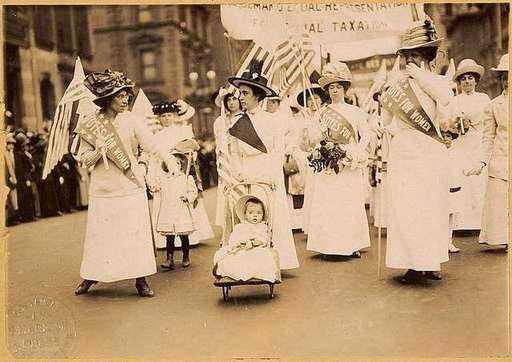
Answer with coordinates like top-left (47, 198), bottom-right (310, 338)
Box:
top-left (449, 59), bottom-right (491, 233)
top-left (465, 54), bottom-right (509, 250)
top-left (146, 100), bottom-right (214, 249)
top-left (305, 62), bottom-right (371, 258)
top-left (212, 89), bottom-right (243, 242)
top-left (295, 84), bottom-right (328, 234)
top-left (73, 70), bottom-right (177, 297)
top-left (380, 19), bottom-right (452, 284)
top-left (227, 62), bottom-right (299, 270)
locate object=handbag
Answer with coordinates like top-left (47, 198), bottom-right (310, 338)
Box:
top-left (283, 155), bottom-right (300, 177)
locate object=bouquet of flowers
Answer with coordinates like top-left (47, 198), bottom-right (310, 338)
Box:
top-left (307, 139), bottom-right (349, 174)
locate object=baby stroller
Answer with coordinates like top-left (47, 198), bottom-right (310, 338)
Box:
top-left (213, 181), bottom-right (281, 301)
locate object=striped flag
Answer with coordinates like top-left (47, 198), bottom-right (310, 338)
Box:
top-left (42, 57), bottom-right (97, 179)
top-left (268, 33), bottom-right (315, 97)
top-left (226, 42), bottom-right (273, 96)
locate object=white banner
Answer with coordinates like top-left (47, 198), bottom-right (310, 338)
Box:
top-left (221, 3), bottom-right (420, 47)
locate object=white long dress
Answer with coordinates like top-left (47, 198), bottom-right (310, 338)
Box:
top-left (306, 103), bottom-right (371, 255)
top-left (449, 92), bottom-right (490, 230)
top-left (384, 73), bottom-right (451, 271)
top-left (231, 108), bottom-right (299, 270)
top-left (146, 124), bottom-right (214, 248)
top-left (76, 111), bottom-right (169, 283)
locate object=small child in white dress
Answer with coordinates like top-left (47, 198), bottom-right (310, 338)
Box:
top-left (213, 197), bottom-right (280, 282)
top-left (156, 153), bottom-right (198, 269)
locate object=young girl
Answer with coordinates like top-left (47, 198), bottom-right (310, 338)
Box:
top-left (213, 197), bottom-right (280, 282)
top-left (156, 153), bottom-right (198, 269)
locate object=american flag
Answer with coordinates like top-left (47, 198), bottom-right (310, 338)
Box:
top-left (268, 33), bottom-right (315, 97)
top-left (226, 42), bottom-right (274, 96)
top-left (42, 57), bottom-right (97, 179)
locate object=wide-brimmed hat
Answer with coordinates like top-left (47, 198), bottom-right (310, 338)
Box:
top-left (398, 18), bottom-right (443, 52)
top-left (6, 133), bottom-right (16, 144)
top-left (84, 69), bottom-right (135, 106)
top-left (228, 60), bottom-right (277, 98)
top-left (296, 85), bottom-right (327, 107)
top-left (234, 195), bottom-right (268, 222)
top-left (319, 62), bottom-right (352, 90)
top-left (214, 87), bottom-right (238, 108)
top-left (491, 54), bottom-right (509, 72)
top-left (453, 59), bottom-right (485, 81)
top-left (152, 101), bottom-right (181, 115)
top-left (14, 132), bottom-right (29, 146)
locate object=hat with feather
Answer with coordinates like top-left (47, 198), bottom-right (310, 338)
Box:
top-left (228, 59), bottom-right (277, 98)
top-left (84, 69), bottom-right (135, 107)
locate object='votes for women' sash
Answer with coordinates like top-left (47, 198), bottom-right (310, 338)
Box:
top-left (319, 107), bottom-right (357, 145)
top-left (75, 113), bottom-right (141, 186)
top-left (380, 78), bottom-right (444, 143)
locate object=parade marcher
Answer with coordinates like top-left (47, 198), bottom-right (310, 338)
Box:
top-left (304, 62), bottom-right (371, 258)
top-left (31, 132), bottom-right (61, 217)
top-left (464, 53), bottom-right (509, 250)
top-left (227, 61), bottom-right (299, 270)
top-left (155, 153), bottom-right (198, 269)
top-left (213, 88), bottom-right (243, 242)
top-left (296, 81), bottom-right (328, 235)
top-left (5, 133), bottom-right (19, 225)
top-left (73, 69), bottom-right (178, 297)
top-left (449, 59), bottom-right (491, 231)
top-left (13, 132), bottom-right (37, 223)
top-left (146, 100), bottom-right (214, 249)
top-left (380, 19), bottom-right (453, 283)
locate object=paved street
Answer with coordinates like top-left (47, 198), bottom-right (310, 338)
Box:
top-left (6, 188), bottom-right (509, 359)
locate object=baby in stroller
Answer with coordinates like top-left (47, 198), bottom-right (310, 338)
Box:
top-left (213, 195), bottom-right (281, 283)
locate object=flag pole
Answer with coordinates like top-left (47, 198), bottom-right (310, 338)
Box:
top-left (376, 100), bottom-right (383, 280)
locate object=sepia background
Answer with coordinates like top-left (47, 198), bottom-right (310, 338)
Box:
top-left (3, 3), bottom-right (510, 360)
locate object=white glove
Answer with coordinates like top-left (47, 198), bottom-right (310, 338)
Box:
top-left (463, 162), bottom-right (486, 176)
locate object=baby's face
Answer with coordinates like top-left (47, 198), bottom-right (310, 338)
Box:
top-left (245, 203), bottom-right (264, 224)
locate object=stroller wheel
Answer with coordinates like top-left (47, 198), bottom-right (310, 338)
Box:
top-left (222, 286), bottom-right (229, 301)
top-left (269, 284), bottom-right (274, 299)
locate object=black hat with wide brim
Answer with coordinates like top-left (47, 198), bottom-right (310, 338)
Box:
top-left (228, 76), bottom-right (277, 98)
top-left (296, 85), bottom-right (327, 107)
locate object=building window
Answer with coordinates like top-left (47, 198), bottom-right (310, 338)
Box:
top-left (190, 7), bottom-right (198, 33)
top-left (55, 6), bottom-right (74, 54)
top-left (73, 7), bottom-right (91, 58)
top-left (34, 6), bottom-right (55, 50)
top-left (182, 47), bottom-right (191, 85)
top-left (445, 4), bottom-right (453, 16)
top-left (137, 5), bottom-right (152, 23)
top-left (178, 6), bottom-right (187, 24)
top-left (141, 49), bottom-right (157, 81)
top-left (201, 12), bottom-right (209, 42)
top-left (40, 76), bottom-right (56, 120)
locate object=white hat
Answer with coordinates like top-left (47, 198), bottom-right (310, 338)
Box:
top-left (491, 54), bottom-right (509, 72)
top-left (234, 195), bottom-right (268, 222)
top-left (453, 59), bottom-right (485, 81)
top-left (318, 62), bottom-right (352, 90)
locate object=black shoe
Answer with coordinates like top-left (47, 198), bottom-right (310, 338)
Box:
top-left (423, 271), bottom-right (442, 280)
top-left (182, 256), bottom-right (190, 268)
top-left (135, 280), bottom-right (154, 297)
top-left (74, 280), bottom-right (97, 295)
top-left (160, 259), bottom-right (175, 270)
top-left (397, 270), bottom-right (427, 285)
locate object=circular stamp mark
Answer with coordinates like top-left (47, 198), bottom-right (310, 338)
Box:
top-left (8, 295), bottom-right (76, 358)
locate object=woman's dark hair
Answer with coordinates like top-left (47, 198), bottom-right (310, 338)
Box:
top-left (456, 72), bottom-right (481, 83)
top-left (97, 88), bottom-right (134, 109)
top-left (417, 47), bottom-right (438, 62)
top-left (246, 84), bottom-right (267, 102)
top-left (223, 94), bottom-right (241, 112)
top-left (244, 197), bottom-right (265, 218)
top-left (162, 153), bottom-right (188, 173)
